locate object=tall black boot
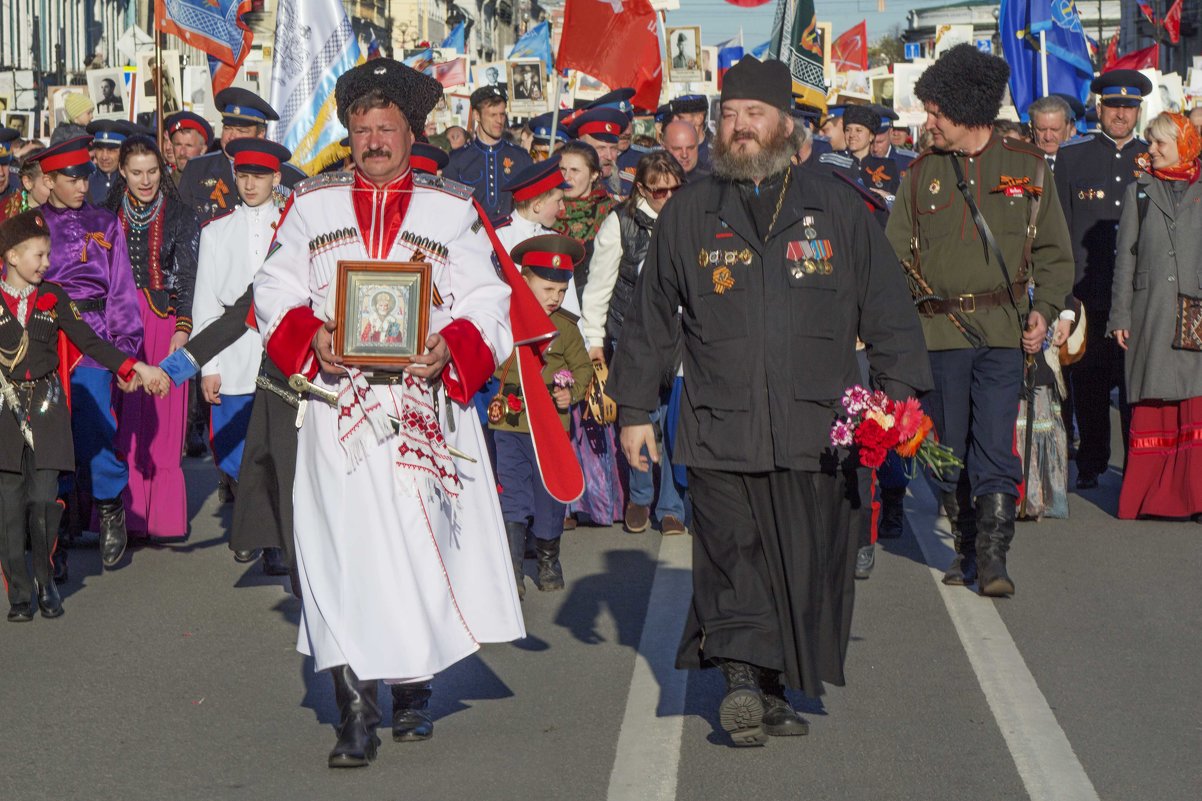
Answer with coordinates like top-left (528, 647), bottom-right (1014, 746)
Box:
top-left (52, 496), bottom-right (69, 584)
top-left (975, 493), bottom-right (1016, 597)
top-left (390, 681), bottom-right (434, 742)
top-left (534, 537), bottom-right (564, 591)
top-left (878, 487), bottom-right (906, 539)
top-left (940, 478), bottom-right (977, 586)
top-left (504, 522), bottom-right (526, 600)
top-left (260, 547), bottom-right (289, 576)
top-left (95, 497), bottom-right (128, 569)
top-left (327, 665), bottom-right (380, 768)
top-left (759, 668), bottom-right (809, 737)
top-left (716, 659), bottom-right (767, 747)
top-left (29, 501), bottom-right (63, 618)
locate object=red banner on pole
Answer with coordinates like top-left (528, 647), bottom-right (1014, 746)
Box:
top-left (832, 20), bottom-right (868, 72)
top-left (556, 0), bottom-right (662, 112)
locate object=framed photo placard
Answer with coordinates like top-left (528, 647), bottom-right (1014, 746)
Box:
top-left (333, 261), bottom-right (432, 368)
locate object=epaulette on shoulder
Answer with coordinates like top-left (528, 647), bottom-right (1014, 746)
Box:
top-left (1001, 137), bottom-right (1047, 159)
top-left (201, 209), bottom-right (235, 228)
top-left (818, 152), bottom-right (855, 168)
top-left (414, 172), bottom-right (474, 200)
top-left (1058, 135), bottom-right (1095, 149)
top-left (492, 214), bottom-right (513, 229)
top-left (553, 307), bottom-right (580, 325)
top-left (293, 171), bottom-right (353, 197)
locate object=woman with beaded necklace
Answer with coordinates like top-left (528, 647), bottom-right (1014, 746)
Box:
top-left (103, 135), bottom-right (200, 541)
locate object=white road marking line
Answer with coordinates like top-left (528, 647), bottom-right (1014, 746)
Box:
top-left (908, 480), bottom-right (1102, 801)
top-left (605, 534), bottom-right (694, 801)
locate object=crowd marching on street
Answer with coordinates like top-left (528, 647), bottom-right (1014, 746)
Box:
top-left (3, 0), bottom-right (1202, 767)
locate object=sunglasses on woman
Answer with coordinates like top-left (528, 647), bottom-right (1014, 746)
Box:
top-left (640, 182), bottom-right (681, 200)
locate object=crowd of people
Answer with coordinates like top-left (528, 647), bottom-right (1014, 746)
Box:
top-left (1, 41), bottom-right (1200, 759)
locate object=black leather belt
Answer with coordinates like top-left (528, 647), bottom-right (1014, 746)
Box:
top-left (917, 281), bottom-right (1027, 316)
top-left (74, 298), bottom-right (106, 313)
top-left (363, 372), bottom-right (408, 385)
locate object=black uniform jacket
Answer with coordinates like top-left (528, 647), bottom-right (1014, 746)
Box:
top-left (0, 282), bottom-right (133, 472)
top-left (178, 150), bottom-right (306, 223)
top-left (1052, 133), bottom-right (1148, 313)
top-left (609, 167), bottom-right (932, 473)
top-left (182, 284), bottom-right (254, 368)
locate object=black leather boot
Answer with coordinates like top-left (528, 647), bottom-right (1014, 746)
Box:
top-left (29, 500), bottom-right (63, 618)
top-left (716, 659), bottom-right (767, 746)
top-left (504, 522), bottom-right (526, 600)
top-left (95, 498), bottom-right (128, 569)
top-left (327, 665), bottom-right (380, 768)
top-left (52, 549), bottom-right (68, 584)
top-left (759, 669), bottom-right (809, 736)
top-left (878, 487), bottom-right (906, 539)
top-left (260, 547), bottom-right (289, 576)
top-left (391, 681), bottom-right (434, 742)
top-left (976, 493), bottom-right (1016, 597)
top-left (940, 481), bottom-right (977, 586)
top-left (217, 474), bottom-right (237, 504)
top-left (534, 537), bottom-right (564, 591)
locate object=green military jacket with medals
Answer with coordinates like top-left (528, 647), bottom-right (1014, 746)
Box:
top-left (885, 135), bottom-right (1075, 351)
top-left (489, 308), bottom-right (593, 433)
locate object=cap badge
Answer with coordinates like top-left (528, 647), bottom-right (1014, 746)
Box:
top-left (232, 105), bottom-right (241, 114)
top-left (374, 66), bottom-right (386, 75)
top-left (552, 255), bottom-right (561, 267)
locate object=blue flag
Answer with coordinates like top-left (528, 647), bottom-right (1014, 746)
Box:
top-left (999, 0), bottom-right (1093, 120)
top-left (749, 40), bottom-right (771, 60)
top-left (441, 22), bottom-right (465, 54)
top-left (508, 21), bottom-right (553, 71)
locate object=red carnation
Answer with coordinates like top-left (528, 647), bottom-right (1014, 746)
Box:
top-left (858, 446), bottom-right (888, 469)
top-left (506, 394), bottom-right (524, 413)
top-left (35, 293), bottom-right (58, 312)
top-left (853, 417), bottom-right (900, 450)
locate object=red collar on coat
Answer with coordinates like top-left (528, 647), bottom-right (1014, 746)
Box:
top-left (352, 168), bottom-right (413, 259)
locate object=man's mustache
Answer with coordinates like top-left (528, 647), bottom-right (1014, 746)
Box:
top-left (733, 131), bottom-right (760, 142)
top-left (362, 148), bottom-right (392, 159)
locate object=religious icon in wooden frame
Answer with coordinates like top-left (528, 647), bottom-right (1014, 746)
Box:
top-left (332, 261), bottom-right (432, 367)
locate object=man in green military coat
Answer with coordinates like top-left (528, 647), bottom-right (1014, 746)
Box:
top-left (885, 45), bottom-right (1074, 597)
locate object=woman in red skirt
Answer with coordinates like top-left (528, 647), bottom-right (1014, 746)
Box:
top-left (1108, 112), bottom-right (1202, 519)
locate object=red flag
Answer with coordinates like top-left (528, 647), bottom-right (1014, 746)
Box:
top-left (832, 20), bottom-right (868, 72)
top-left (1108, 44), bottom-right (1160, 72)
top-left (557, 0), bottom-right (662, 112)
top-left (431, 57), bottom-right (468, 88)
top-left (722, 0), bottom-right (773, 5)
top-left (1137, 2), bottom-right (1156, 23)
top-left (1164, 0), bottom-right (1183, 44)
top-left (1102, 33), bottom-right (1119, 71)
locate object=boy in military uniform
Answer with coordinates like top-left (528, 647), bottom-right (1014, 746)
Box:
top-left (490, 235), bottom-right (593, 598)
top-left (0, 210), bottom-right (167, 621)
top-left (885, 45), bottom-right (1074, 596)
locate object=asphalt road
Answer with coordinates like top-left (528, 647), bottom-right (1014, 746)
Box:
top-left (2, 438), bottom-right (1199, 801)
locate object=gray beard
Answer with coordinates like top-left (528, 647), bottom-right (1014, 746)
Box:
top-left (711, 135), bottom-right (796, 183)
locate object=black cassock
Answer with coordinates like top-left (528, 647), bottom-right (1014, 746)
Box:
top-left (609, 167), bottom-right (931, 695)
top-left (183, 286), bottom-right (299, 577)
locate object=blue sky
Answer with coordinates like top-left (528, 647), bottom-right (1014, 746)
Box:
top-left (665, 0), bottom-right (943, 48)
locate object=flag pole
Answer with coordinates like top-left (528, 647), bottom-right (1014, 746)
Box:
top-left (154, 2), bottom-right (164, 146)
top-left (1039, 30), bottom-right (1049, 97)
top-left (548, 70), bottom-right (565, 150)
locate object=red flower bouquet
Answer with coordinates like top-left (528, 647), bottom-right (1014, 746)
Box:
top-left (830, 386), bottom-right (961, 477)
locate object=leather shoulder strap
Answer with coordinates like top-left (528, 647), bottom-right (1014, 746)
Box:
top-left (1020, 157), bottom-right (1046, 284)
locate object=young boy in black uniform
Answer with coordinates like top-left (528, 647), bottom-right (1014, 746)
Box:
top-left (489, 235), bottom-right (593, 598)
top-left (0, 210), bottom-right (167, 621)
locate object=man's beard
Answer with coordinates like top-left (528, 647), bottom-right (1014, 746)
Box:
top-left (711, 119), bottom-right (795, 183)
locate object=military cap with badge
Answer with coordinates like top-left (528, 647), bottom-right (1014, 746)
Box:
top-left (335, 57), bottom-right (445, 134)
top-left (503, 156), bottom-right (571, 203)
top-left (225, 138), bottom-right (292, 174)
top-left (1091, 70), bottom-right (1153, 107)
top-left (410, 142), bottom-right (450, 175)
top-left (86, 119), bottom-right (133, 149)
top-left (0, 127), bottom-right (18, 166)
top-left (30, 136), bottom-right (96, 178)
top-left (215, 87), bottom-right (280, 128)
top-left (165, 111), bottom-right (214, 147)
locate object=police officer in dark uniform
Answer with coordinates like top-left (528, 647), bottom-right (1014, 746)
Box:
top-left (609, 56), bottom-right (931, 747)
top-left (443, 85), bottom-right (532, 219)
top-left (871, 105), bottom-right (917, 172)
top-left (885, 45), bottom-right (1075, 596)
top-left (85, 120), bottom-right (131, 206)
top-left (177, 87), bottom-right (306, 223)
top-left (1053, 70), bottom-right (1151, 489)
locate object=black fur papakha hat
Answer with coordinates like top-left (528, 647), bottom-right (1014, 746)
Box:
top-left (914, 44), bottom-right (1010, 128)
top-left (335, 58), bottom-right (443, 133)
top-left (0, 209), bottom-right (50, 258)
